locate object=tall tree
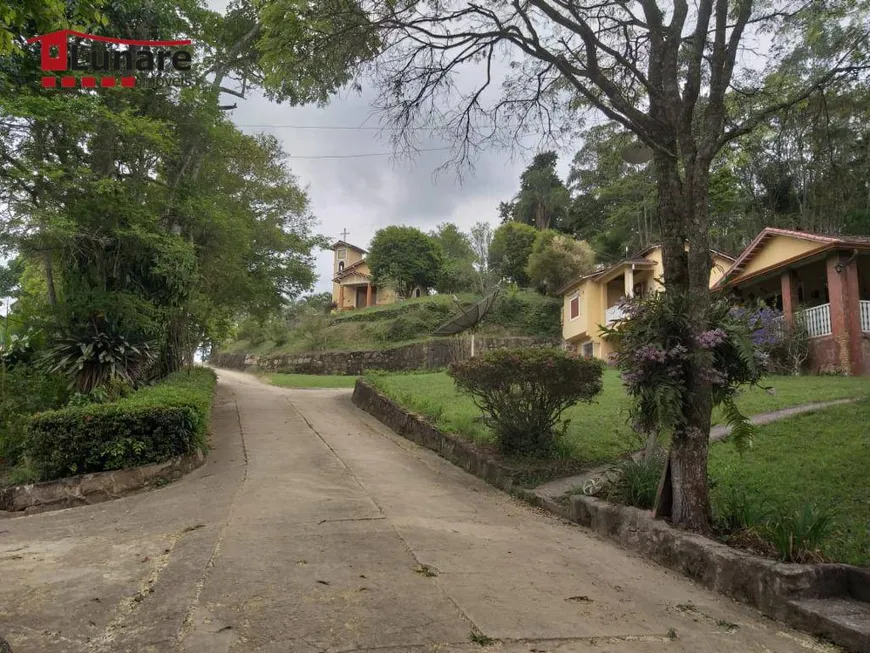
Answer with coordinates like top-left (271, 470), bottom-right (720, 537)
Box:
top-left (526, 231), bottom-right (597, 296)
top-left (469, 221), bottom-right (494, 293)
top-left (429, 222), bottom-right (477, 293)
top-left (489, 222), bottom-right (538, 287)
top-left (296, 0), bottom-right (870, 531)
top-left (367, 226), bottom-right (442, 298)
top-left (501, 152), bottom-right (571, 230)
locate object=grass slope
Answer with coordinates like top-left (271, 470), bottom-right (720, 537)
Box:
top-left (709, 400), bottom-right (870, 566)
top-left (367, 369), bottom-right (870, 466)
top-left (221, 290), bottom-right (561, 357)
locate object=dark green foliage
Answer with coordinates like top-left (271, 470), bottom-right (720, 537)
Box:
top-left (430, 223), bottom-right (478, 293)
top-left (41, 317), bottom-right (156, 393)
top-left (0, 366), bottom-right (70, 468)
top-left (27, 368), bottom-right (216, 481)
top-left (606, 455), bottom-right (664, 509)
top-left (488, 223), bottom-right (538, 286)
top-left (367, 226), bottom-right (443, 298)
top-left (488, 289), bottom-right (561, 338)
top-left (500, 152), bottom-right (571, 231)
top-left (383, 303), bottom-right (456, 341)
top-left (448, 348), bottom-right (603, 455)
top-left (763, 504), bottom-right (837, 563)
top-left (712, 483), bottom-right (770, 533)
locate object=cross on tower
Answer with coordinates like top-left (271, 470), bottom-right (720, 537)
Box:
top-left (340, 228), bottom-right (350, 241)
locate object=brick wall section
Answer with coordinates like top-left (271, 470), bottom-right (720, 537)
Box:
top-left (807, 336), bottom-right (840, 374)
top-left (825, 254), bottom-right (864, 375)
top-left (210, 337), bottom-right (556, 375)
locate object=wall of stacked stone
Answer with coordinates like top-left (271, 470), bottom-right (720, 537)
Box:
top-left (209, 336), bottom-right (556, 375)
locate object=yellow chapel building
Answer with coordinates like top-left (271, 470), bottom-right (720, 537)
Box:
top-left (331, 240), bottom-right (406, 310)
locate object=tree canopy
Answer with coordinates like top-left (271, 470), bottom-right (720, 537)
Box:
top-left (367, 226), bottom-right (442, 298)
top-left (489, 222), bottom-right (538, 287)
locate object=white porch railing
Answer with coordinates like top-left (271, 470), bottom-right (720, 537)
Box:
top-left (605, 304), bottom-right (626, 325)
top-left (861, 301), bottom-right (870, 332)
top-left (797, 303), bottom-right (832, 338)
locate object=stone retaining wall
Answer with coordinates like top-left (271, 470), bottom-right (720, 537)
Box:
top-left (0, 450), bottom-right (205, 516)
top-left (210, 336), bottom-right (555, 375)
top-left (352, 379), bottom-right (870, 652)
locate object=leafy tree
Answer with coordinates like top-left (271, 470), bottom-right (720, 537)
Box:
top-left (367, 226), bottom-right (442, 299)
top-left (304, 0), bottom-right (870, 531)
top-left (501, 152), bottom-right (571, 231)
top-left (0, 0), bottom-right (331, 382)
top-left (488, 222), bottom-right (537, 287)
top-left (430, 222), bottom-right (476, 293)
top-left (526, 231), bottom-right (596, 296)
top-left (565, 125), bottom-right (656, 261)
top-left (469, 221), bottom-right (494, 292)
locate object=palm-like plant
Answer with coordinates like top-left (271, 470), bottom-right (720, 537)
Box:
top-left (42, 317), bottom-right (156, 393)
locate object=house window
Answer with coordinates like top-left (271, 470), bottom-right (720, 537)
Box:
top-left (569, 294), bottom-right (580, 320)
top-left (582, 342), bottom-right (594, 358)
top-left (337, 248), bottom-right (347, 259)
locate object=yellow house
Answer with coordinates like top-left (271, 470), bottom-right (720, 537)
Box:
top-left (715, 227), bottom-right (870, 375)
top-left (560, 245), bottom-right (735, 359)
top-left (331, 240), bottom-right (407, 310)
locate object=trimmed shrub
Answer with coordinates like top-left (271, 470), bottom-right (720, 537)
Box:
top-left (27, 368), bottom-right (216, 481)
top-left (0, 366), bottom-right (70, 468)
top-left (448, 347), bottom-right (603, 455)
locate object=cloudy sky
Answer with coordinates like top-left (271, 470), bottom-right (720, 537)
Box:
top-left (227, 83), bottom-right (571, 293)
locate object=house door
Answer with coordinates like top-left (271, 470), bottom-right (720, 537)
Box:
top-left (582, 342), bottom-right (594, 359)
top-left (355, 286), bottom-right (367, 308)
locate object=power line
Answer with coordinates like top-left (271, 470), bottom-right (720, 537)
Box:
top-left (284, 147), bottom-right (450, 160)
top-left (234, 123), bottom-right (451, 131)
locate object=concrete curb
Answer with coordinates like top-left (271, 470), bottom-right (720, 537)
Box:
top-left (0, 449), bottom-right (206, 516)
top-left (352, 378), bottom-right (870, 653)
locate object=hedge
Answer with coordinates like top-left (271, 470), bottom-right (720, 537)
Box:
top-left (27, 367), bottom-right (216, 481)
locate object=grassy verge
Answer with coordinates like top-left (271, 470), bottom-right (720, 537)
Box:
top-left (267, 373), bottom-right (358, 389)
top-left (709, 400), bottom-right (870, 566)
top-left (367, 369), bottom-right (870, 466)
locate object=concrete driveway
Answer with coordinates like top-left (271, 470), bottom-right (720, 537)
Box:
top-left (0, 369), bottom-right (833, 653)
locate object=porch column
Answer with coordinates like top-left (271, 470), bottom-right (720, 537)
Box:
top-left (366, 283), bottom-right (373, 307)
top-left (781, 270), bottom-right (799, 324)
top-left (624, 267), bottom-right (634, 298)
top-left (338, 285), bottom-right (345, 310)
top-left (826, 253), bottom-right (862, 375)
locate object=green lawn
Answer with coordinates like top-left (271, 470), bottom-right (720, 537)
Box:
top-left (267, 373), bottom-right (358, 389)
top-left (709, 400), bottom-right (870, 566)
top-left (367, 369), bottom-right (870, 465)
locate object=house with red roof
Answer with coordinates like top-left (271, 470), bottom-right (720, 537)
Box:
top-left (715, 228), bottom-right (870, 375)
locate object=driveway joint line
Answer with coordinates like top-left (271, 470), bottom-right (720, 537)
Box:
top-left (281, 392), bottom-right (481, 634)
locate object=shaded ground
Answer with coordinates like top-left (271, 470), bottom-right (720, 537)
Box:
top-left (0, 369), bottom-right (837, 652)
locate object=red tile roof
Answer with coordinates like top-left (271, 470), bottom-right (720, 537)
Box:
top-left (715, 227), bottom-right (870, 288)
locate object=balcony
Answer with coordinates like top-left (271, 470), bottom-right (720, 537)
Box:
top-left (605, 304), bottom-right (627, 325)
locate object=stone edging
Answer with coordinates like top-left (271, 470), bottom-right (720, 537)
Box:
top-left (352, 379), bottom-right (870, 653)
top-left (0, 450), bottom-right (205, 516)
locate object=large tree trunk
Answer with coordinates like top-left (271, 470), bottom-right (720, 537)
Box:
top-left (655, 153), bottom-right (715, 532)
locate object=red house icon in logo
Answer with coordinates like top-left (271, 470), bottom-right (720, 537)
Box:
top-left (27, 29), bottom-right (193, 88)
top-left (26, 29), bottom-right (71, 71)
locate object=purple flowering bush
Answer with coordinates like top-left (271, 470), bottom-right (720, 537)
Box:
top-left (604, 292), bottom-right (766, 450)
top-left (448, 347), bottom-right (603, 455)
